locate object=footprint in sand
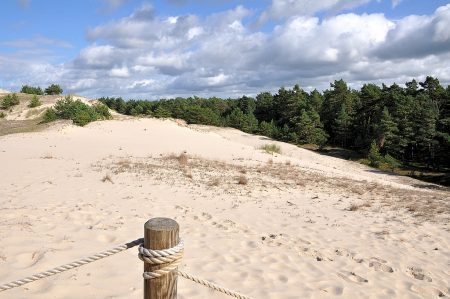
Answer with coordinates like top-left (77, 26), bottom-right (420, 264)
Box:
top-left (411, 285), bottom-right (445, 298)
top-left (406, 266), bottom-right (432, 282)
top-left (337, 271), bottom-right (368, 284)
top-left (368, 258), bottom-right (394, 273)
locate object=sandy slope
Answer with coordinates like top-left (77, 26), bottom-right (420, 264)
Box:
top-left (1, 93), bottom-right (96, 121)
top-left (0, 118), bottom-right (449, 299)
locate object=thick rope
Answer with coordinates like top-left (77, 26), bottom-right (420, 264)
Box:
top-left (1, 237), bottom-right (253, 299)
top-left (139, 239), bottom-right (184, 279)
top-left (140, 239), bottom-right (253, 299)
top-left (0, 238), bottom-right (143, 293)
top-left (178, 270), bottom-right (253, 299)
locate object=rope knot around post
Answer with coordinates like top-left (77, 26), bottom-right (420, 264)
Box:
top-left (138, 239), bottom-right (184, 279)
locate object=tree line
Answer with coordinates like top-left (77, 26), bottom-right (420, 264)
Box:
top-left (21, 84), bottom-right (63, 95)
top-left (99, 76), bottom-right (450, 170)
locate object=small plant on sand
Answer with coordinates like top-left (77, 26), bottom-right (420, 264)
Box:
top-left (28, 95), bottom-right (42, 108)
top-left (168, 152), bottom-right (189, 166)
top-left (237, 175), bottom-right (248, 185)
top-left (347, 202), bottom-right (371, 211)
top-left (41, 153), bottom-right (55, 159)
top-left (0, 112), bottom-right (5, 118)
top-left (101, 174), bottom-right (114, 183)
top-left (209, 177), bottom-right (221, 186)
top-left (260, 144), bottom-right (281, 154)
top-left (1, 93), bottom-right (19, 109)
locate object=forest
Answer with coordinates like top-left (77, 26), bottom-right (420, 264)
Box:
top-left (99, 76), bottom-right (450, 181)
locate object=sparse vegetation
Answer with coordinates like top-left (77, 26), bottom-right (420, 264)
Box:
top-left (347, 202), bottom-right (372, 211)
top-left (1, 93), bottom-right (19, 109)
top-left (42, 96), bottom-right (111, 126)
top-left (260, 144), bottom-right (281, 154)
top-left (0, 112), bottom-right (5, 118)
top-left (28, 95), bottom-right (42, 108)
top-left (41, 153), bottom-right (55, 159)
top-left (167, 152), bottom-right (189, 166)
top-left (101, 174), bottom-right (114, 183)
top-left (237, 175), bottom-right (248, 185)
top-left (209, 177), bottom-right (221, 186)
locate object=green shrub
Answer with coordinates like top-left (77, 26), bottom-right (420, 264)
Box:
top-left (28, 95), bottom-right (42, 108)
top-left (260, 144), bottom-right (281, 154)
top-left (42, 108), bottom-right (58, 123)
top-left (43, 96), bottom-right (111, 126)
top-left (73, 109), bottom-right (97, 126)
top-left (93, 103), bottom-right (112, 119)
top-left (1, 93), bottom-right (19, 109)
top-left (383, 154), bottom-right (401, 171)
top-left (21, 85), bottom-right (44, 95)
top-left (45, 84), bottom-right (63, 95)
top-left (368, 141), bottom-right (382, 167)
top-left (0, 112), bottom-right (5, 118)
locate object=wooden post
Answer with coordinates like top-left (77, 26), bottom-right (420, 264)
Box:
top-left (144, 218), bottom-right (179, 299)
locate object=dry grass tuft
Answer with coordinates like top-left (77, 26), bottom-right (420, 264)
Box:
top-left (101, 174), bottom-right (114, 184)
top-left (209, 177), bottom-right (221, 187)
top-left (167, 152), bottom-right (189, 167)
top-left (41, 153), bottom-right (55, 159)
top-left (183, 169), bottom-right (193, 179)
top-left (347, 201), bottom-right (371, 211)
top-left (237, 175), bottom-right (248, 185)
top-left (260, 144), bottom-right (281, 154)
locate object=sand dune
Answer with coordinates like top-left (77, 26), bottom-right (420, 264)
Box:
top-left (1, 93), bottom-right (97, 121)
top-left (0, 118), bottom-right (449, 299)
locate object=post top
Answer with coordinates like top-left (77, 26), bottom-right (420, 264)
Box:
top-left (145, 217), bottom-right (179, 231)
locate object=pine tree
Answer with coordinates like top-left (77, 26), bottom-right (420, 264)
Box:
top-left (333, 104), bottom-right (351, 147)
top-left (378, 107), bottom-right (398, 155)
top-left (258, 120), bottom-right (278, 138)
top-left (368, 141), bottom-right (382, 167)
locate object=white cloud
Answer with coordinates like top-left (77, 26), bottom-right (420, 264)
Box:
top-left (1, 3), bottom-right (450, 98)
top-left (109, 66), bottom-right (130, 77)
top-left (256, 0), bottom-right (372, 24)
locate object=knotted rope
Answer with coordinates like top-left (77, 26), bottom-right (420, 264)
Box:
top-left (138, 239), bottom-right (184, 279)
top-left (139, 239), bottom-right (252, 299)
top-left (0, 238), bottom-right (253, 299)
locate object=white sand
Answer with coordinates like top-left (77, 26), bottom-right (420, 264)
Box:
top-left (0, 118), bottom-right (449, 299)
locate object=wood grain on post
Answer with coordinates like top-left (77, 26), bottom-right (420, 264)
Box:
top-left (144, 218), bottom-right (179, 299)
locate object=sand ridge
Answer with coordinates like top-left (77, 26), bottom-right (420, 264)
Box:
top-left (0, 118), bottom-right (449, 298)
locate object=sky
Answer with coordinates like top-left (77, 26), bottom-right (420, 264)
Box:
top-left (0, 0), bottom-right (449, 99)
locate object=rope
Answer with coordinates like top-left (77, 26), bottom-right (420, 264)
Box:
top-left (178, 270), bottom-right (253, 299)
top-left (139, 239), bottom-right (184, 279)
top-left (0, 238), bottom-right (143, 292)
top-left (140, 239), bottom-right (253, 299)
top-left (0, 237), bottom-right (253, 299)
